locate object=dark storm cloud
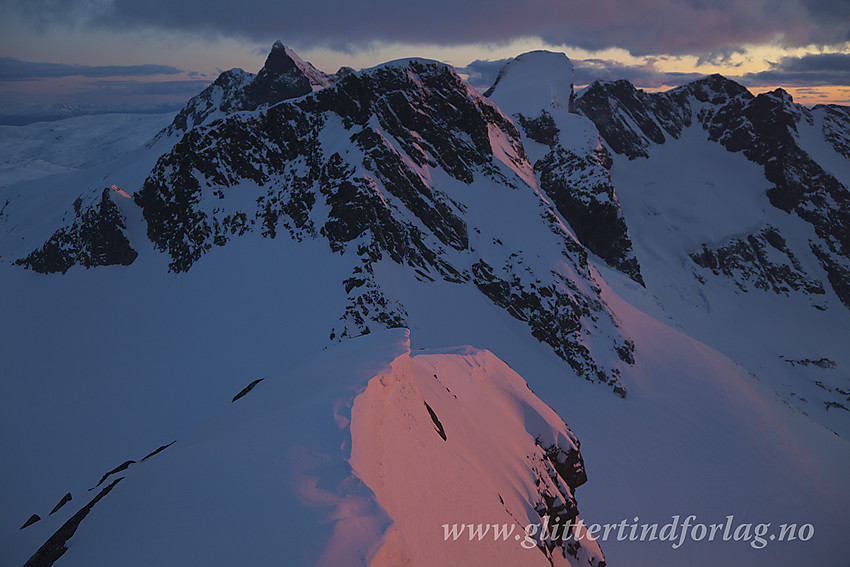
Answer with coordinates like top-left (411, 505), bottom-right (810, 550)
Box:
top-left (5, 0), bottom-right (849, 56)
top-left (0, 57), bottom-right (183, 81)
top-left (740, 53), bottom-right (850, 86)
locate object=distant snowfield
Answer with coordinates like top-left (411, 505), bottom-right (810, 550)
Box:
top-left (0, 113), bottom-right (174, 188)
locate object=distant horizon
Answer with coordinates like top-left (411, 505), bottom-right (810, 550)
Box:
top-left (1, 0), bottom-right (848, 115)
top-left (1, 44), bottom-right (847, 127)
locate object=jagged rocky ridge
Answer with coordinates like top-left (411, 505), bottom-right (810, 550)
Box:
top-left (576, 75), bottom-right (850, 308)
top-left (135, 56), bottom-right (635, 394)
top-left (157, 41), bottom-right (343, 139)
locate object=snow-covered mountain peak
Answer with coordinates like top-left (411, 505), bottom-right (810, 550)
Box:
top-left (485, 50), bottom-right (575, 116)
top-left (670, 73), bottom-right (753, 105)
top-left (487, 51), bottom-right (643, 284)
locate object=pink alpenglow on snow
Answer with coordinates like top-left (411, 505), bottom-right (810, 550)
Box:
top-left (111, 184), bottom-right (132, 198)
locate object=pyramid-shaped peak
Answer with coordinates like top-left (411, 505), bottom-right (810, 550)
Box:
top-left (260, 41), bottom-right (302, 75)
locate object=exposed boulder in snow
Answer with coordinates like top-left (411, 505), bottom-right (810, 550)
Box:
top-left (20, 515), bottom-right (40, 530)
top-left (49, 494), bottom-right (72, 516)
top-left (231, 378), bottom-right (264, 402)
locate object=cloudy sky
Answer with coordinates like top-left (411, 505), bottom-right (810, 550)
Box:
top-left (1, 0), bottom-right (849, 120)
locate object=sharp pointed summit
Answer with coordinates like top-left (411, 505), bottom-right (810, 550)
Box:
top-left (158, 41), bottom-right (333, 138)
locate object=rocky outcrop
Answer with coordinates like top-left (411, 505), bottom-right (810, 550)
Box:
top-left (690, 226), bottom-right (825, 296)
top-left (20, 514), bottom-right (41, 530)
top-left (23, 478), bottom-right (123, 567)
top-left (49, 493), bottom-right (72, 516)
top-left (232, 378), bottom-right (264, 402)
top-left (533, 139), bottom-right (643, 284)
top-left (15, 188), bottom-right (137, 274)
top-left (576, 79), bottom-right (690, 159)
top-left (817, 104), bottom-right (850, 161)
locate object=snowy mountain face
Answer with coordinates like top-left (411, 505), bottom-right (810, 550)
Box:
top-left (486, 52), bottom-right (643, 284)
top-left (134, 56), bottom-right (635, 393)
top-left (575, 74), bottom-right (850, 436)
top-left (15, 188), bottom-right (137, 274)
top-left (2, 45), bottom-right (849, 567)
top-left (576, 75), bottom-right (850, 309)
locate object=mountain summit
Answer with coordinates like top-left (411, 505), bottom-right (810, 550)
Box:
top-left (158, 42), bottom-right (335, 137)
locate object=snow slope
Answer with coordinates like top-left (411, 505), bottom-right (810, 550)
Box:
top-left (4, 329), bottom-right (606, 567)
top-left (351, 343), bottom-right (604, 567)
top-left (604, 95), bottom-right (850, 438)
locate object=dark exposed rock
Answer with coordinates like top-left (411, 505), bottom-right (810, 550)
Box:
top-left (541, 440), bottom-right (587, 490)
top-left (534, 143), bottom-right (643, 283)
top-left (244, 41), bottom-right (313, 107)
top-left (158, 42), bottom-right (331, 139)
top-left (49, 493), bottom-right (72, 516)
top-left (24, 478), bottom-right (123, 567)
top-left (471, 258), bottom-right (631, 394)
top-left (232, 378), bottom-right (264, 402)
top-left (690, 226), bottom-right (825, 296)
top-left (783, 357), bottom-right (836, 369)
top-left (20, 514), bottom-right (40, 530)
top-left (15, 188), bottom-right (137, 274)
top-left (141, 441), bottom-right (177, 462)
top-left (527, 435), bottom-right (602, 564)
top-left (517, 111), bottom-right (560, 147)
top-left (94, 460), bottom-right (135, 488)
top-left (576, 79), bottom-right (689, 159)
top-left (423, 401), bottom-right (447, 441)
top-left (816, 104), bottom-right (850, 161)
top-left (161, 68), bottom-right (254, 137)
